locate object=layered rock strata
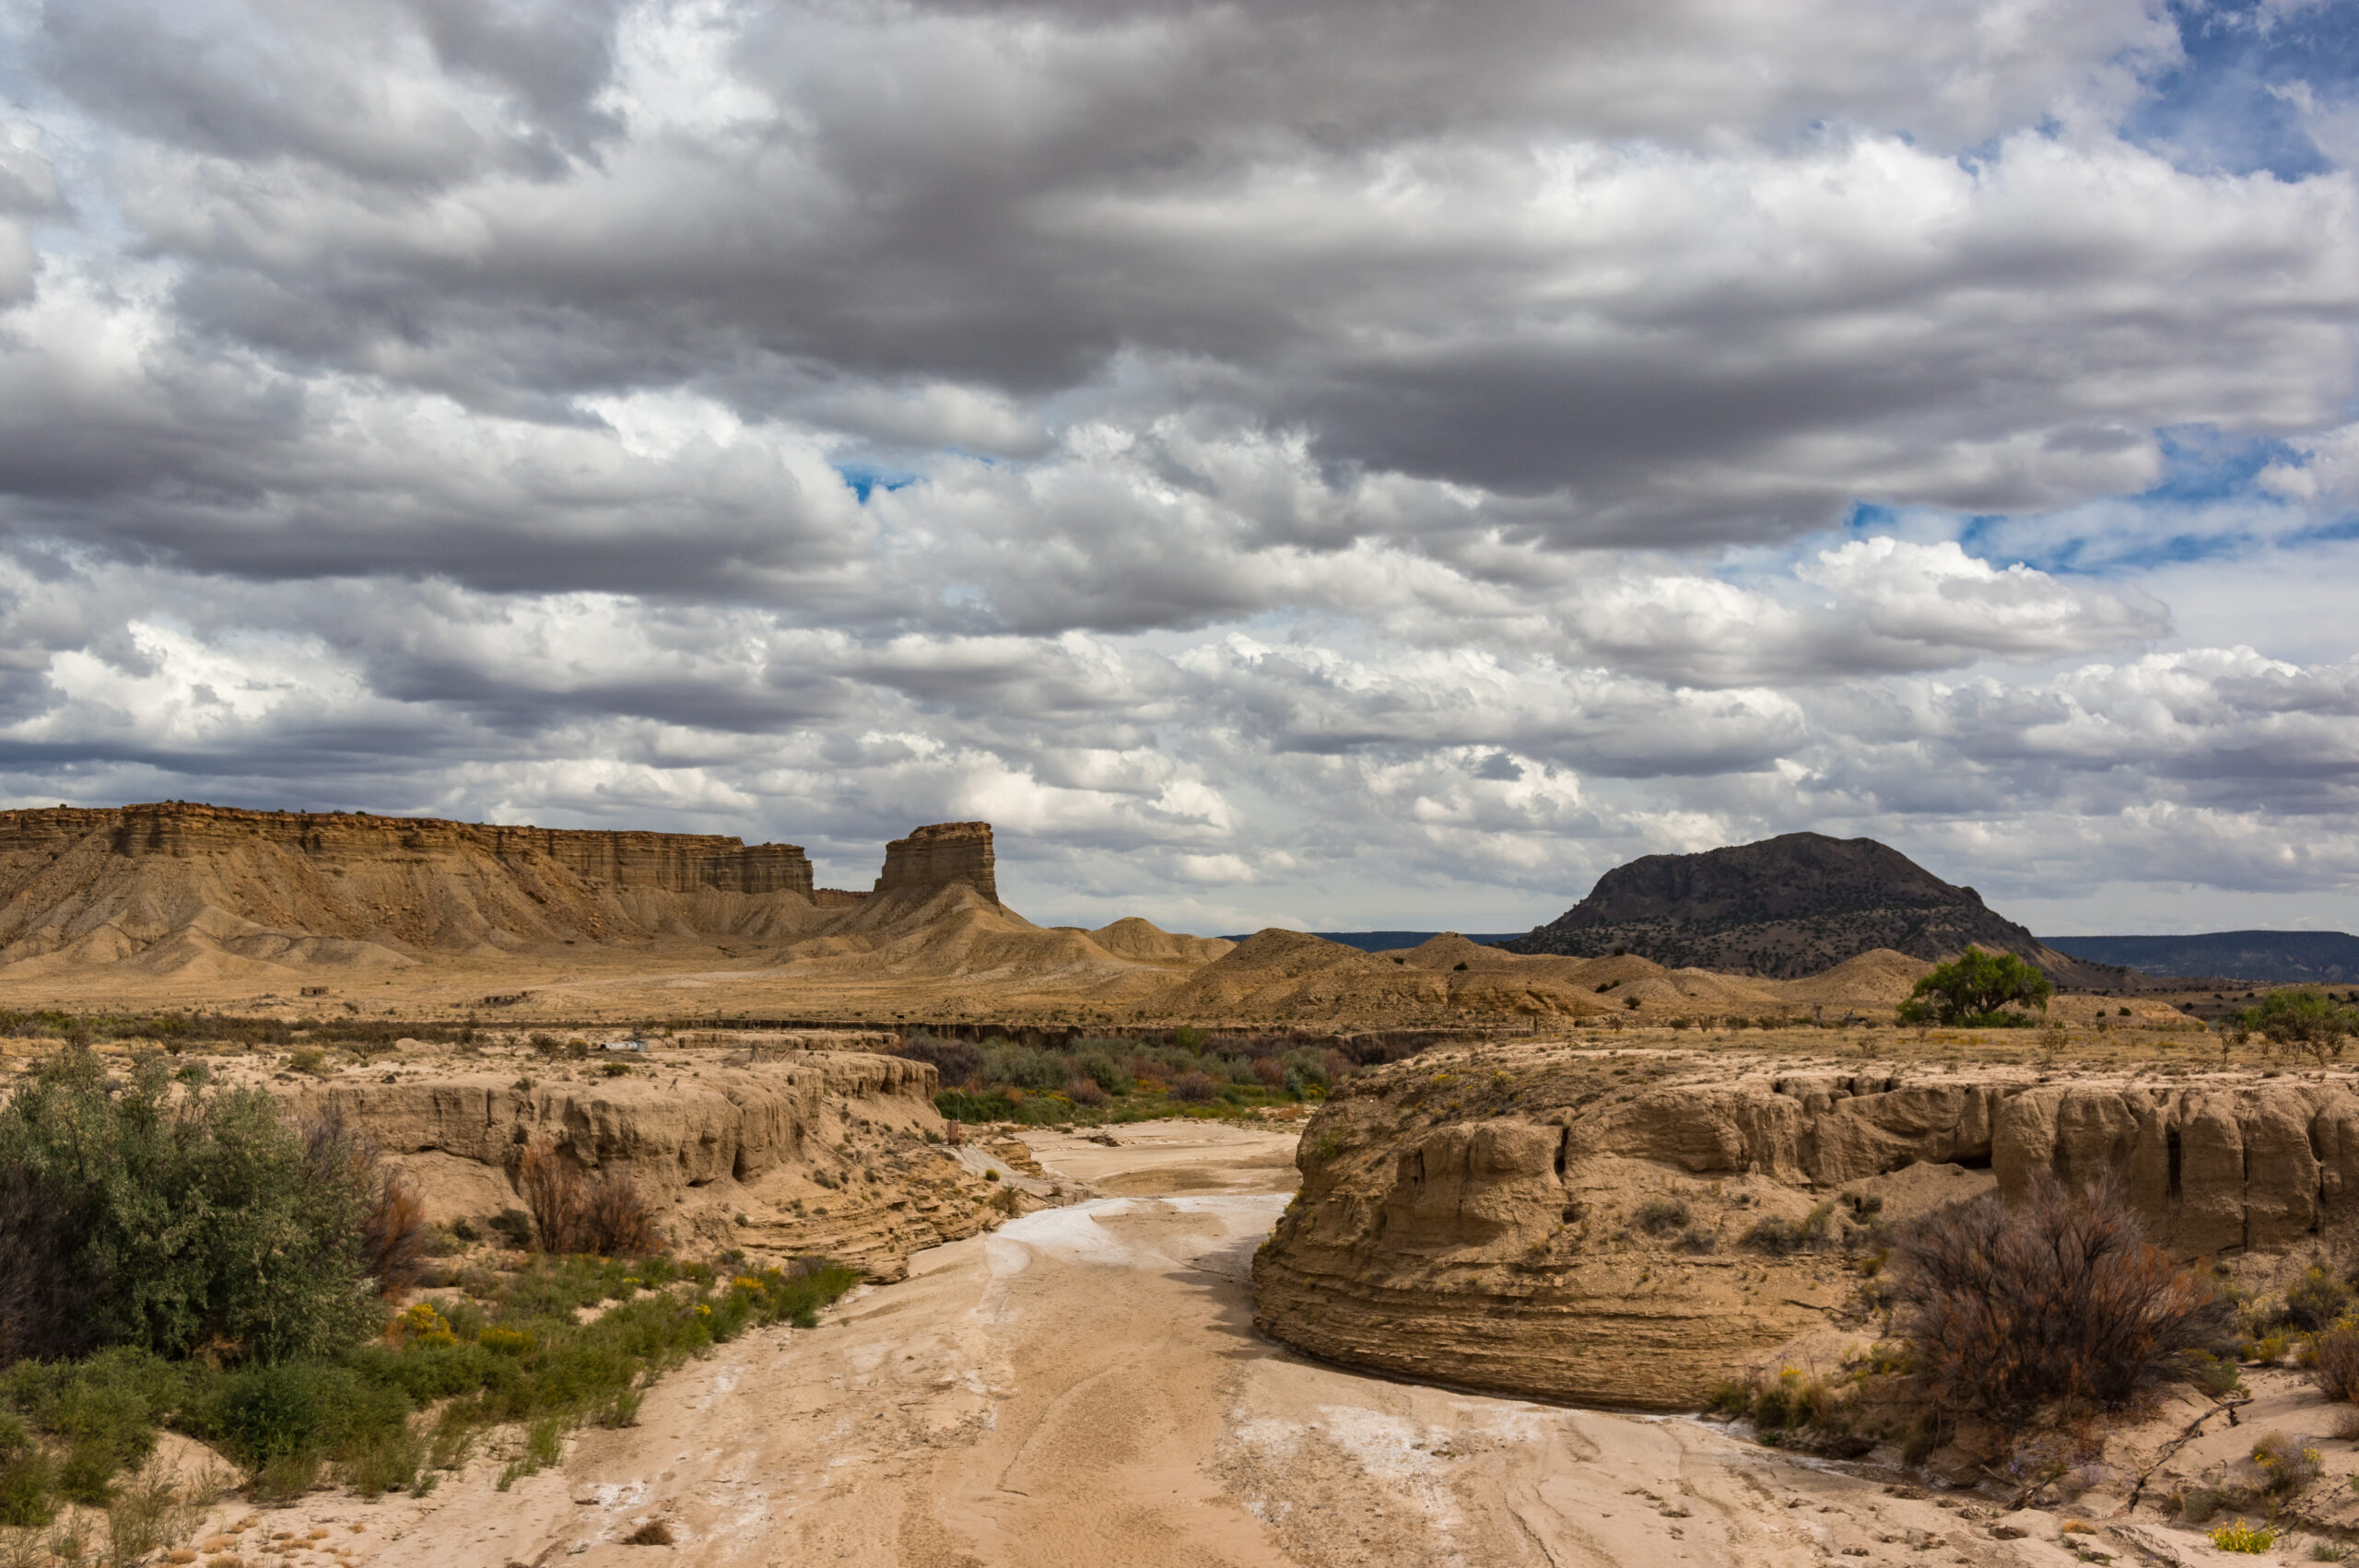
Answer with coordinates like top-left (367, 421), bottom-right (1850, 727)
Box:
top-left (290, 1050), bottom-right (1008, 1280)
top-left (1252, 1046), bottom-right (2359, 1408)
top-left (0, 803), bottom-right (1027, 977)
top-left (874, 822), bottom-right (997, 905)
top-left (4, 803), bottom-right (814, 894)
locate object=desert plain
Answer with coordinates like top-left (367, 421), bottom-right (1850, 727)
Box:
top-left (3, 805), bottom-right (2356, 1567)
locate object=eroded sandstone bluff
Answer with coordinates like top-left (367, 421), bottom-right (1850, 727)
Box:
top-left (293, 1050), bottom-right (1009, 1281)
top-left (1251, 1045), bottom-right (2359, 1408)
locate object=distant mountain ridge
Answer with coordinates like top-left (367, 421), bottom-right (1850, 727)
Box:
top-left (1502, 832), bottom-right (2134, 986)
top-left (2041, 931), bottom-right (2359, 988)
top-left (1215, 931), bottom-right (1528, 951)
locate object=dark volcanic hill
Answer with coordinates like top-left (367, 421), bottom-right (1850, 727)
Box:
top-left (1502, 833), bottom-right (2136, 985)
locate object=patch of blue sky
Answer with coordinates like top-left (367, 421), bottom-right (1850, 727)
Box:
top-left (835, 464), bottom-right (919, 503)
top-left (2127, 0), bottom-right (2358, 179)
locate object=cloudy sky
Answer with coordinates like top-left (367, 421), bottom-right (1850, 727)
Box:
top-left (0, 0), bottom-right (2353, 937)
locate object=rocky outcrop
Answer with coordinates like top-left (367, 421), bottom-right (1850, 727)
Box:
top-left (6, 803), bottom-right (815, 895)
top-left (874, 822), bottom-right (997, 905)
top-left (1252, 1047), bottom-right (2359, 1408)
top-left (0, 804), bottom-right (1059, 980)
top-left (1503, 831), bottom-right (2138, 987)
top-left (293, 1050), bottom-right (1009, 1281)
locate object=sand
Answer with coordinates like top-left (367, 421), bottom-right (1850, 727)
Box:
top-left (162, 1117), bottom-right (2137, 1568)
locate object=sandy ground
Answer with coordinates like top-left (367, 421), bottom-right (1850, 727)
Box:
top-left (179, 1121), bottom-right (2170, 1568)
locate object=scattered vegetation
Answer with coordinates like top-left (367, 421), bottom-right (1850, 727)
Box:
top-left (2220, 989), bottom-right (2359, 1063)
top-left (904, 1032), bottom-right (1347, 1125)
top-left (0, 1044), bottom-right (855, 1537)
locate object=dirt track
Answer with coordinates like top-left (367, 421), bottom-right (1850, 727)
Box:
top-left (197, 1121), bottom-right (2107, 1568)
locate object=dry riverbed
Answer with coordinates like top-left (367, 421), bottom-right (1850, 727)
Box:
top-left (171, 1117), bottom-right (2286, 1568)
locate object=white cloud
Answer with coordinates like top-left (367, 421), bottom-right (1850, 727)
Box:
top-left (0, 0), bottom-right (2347, 931)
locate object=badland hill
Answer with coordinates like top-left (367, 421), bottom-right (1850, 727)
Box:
top-left (0, 805), bottom-right (1229, 1013)
top-left (1504, 831), bottom-right (2137, 986)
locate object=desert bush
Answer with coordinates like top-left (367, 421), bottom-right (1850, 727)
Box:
top-left (1063, 1077), bottom-right (1109, 1108)
top-left (1889, 1172), bottom-right (2234, 1425)
top-left (1743, 1202), bottom-right (1837, 1256)
top-left (516, 1141), bottom-right (585, 1255)
top-left (2211, 1518), bottom-right (2277, 1552)
top-left (1634, 1198), bottom-right (1692, 1236)
top-left (0, 1047), bottom-right (385, 1364)
top-left (623, 1518), bottom-right (675, 1545)
top-left (579, 1173), bottom-right (663, 1258)
top-left (2244, 1431), bottom-right (2322, 1495)
top-left (1171, 1071), bottom-right (1218, 1104)
top-left (2224, 989), bottom-right (2359, 1064)
top-left (2281, 1264), bottom-right (2353, 1331)
top-left (1674, 1226), bottom-right (1719, 1255)
top-left (2309, 1318), bottom-right (2359, 1402)
top-left (516, 1142), bottom-right (661, 1258)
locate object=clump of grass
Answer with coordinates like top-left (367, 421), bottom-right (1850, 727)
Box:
top-left (622, 1519), bottom-right (675, 1545)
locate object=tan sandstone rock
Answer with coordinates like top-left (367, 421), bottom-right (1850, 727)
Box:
top-left (1253, 1047), bottom-right (2359, 1409)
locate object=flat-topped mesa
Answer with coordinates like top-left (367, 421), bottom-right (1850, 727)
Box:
top-left (874, 821), bottom-right (997, 906)
top-left (0, 802), bottom-right (815, 897)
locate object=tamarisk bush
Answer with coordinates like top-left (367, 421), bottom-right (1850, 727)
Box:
top-left (1890, 1172), bottom-right (2232, 1426)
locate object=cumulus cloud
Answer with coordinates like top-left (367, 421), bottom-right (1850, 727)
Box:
top-left (0, 0), bottom-right (2351, 931)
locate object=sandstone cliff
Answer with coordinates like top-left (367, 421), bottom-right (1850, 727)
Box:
top-left (874, 822), bottom-right (996, 905)
top-left (293, 1050), bottom-right (1011, 1281)
top-left (1252, 1046), bottom-right (2359, 1408)
top-left (0, 805), bottom-right (1215, 997)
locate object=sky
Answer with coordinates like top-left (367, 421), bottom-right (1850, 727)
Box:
top-left (0, 0), bottom-right (2354, 939)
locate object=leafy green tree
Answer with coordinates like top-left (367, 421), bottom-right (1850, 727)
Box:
top-left (0, 1046), bottom-right (385, 1364)
top-left (2222, 988), bottom-right (2359, 1064)
top-left (1896, 949), bottom-right (2055, 1027)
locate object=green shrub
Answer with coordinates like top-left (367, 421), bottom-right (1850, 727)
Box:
top-left (0, 1415), bottom-right (53, 1527)
top-left (2222, 989), bottom-right (2359, 1063)
top-left (341, 1420), bottom-right (424, 1497)
top-left (0, 1046), bottom-right (386, 1363)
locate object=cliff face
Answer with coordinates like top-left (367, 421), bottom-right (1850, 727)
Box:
top-left (1504, 832), bottom-right (2131, 985)
top-left (0, 804), bottom-right (1041, 980)
top-left (1251, 1047), bottom-right (2359, 1409)
top-left (29, 803), bottom-right (816, 895)
top-left (874, 822), bottom-right (997, 905)
top-left (292, 1051), bottom-right (1008, 1281)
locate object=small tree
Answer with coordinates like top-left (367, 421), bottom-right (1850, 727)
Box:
top-left (2223, 989), bottom-right (2359, 1065)
top-left (1897, 950), bottom-right (2055, 1027)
